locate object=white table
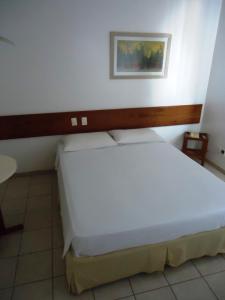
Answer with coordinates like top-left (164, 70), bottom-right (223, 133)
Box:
top-left (0, 155), bottom-right (24, 235)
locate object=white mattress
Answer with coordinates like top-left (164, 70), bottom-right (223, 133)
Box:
top-left (57, 142), bottom-right (225, 257)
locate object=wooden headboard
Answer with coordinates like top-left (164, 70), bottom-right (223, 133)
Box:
top-left (0, 104), bottom-right (202, 140)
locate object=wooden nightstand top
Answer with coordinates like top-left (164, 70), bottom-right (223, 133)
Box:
top-left (184, 131), bottom-right (208, 141)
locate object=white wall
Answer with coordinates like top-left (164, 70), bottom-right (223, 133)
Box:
top-left (0, 0), bottom-right (221, 172)
top-left (201, 0), bottom-right (225, 170)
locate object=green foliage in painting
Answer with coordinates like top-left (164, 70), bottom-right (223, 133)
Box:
top-left (117, 40), bottom-right (164, 72)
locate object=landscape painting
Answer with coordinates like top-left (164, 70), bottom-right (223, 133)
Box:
top-left (110, 32), bottom-right (171, 79)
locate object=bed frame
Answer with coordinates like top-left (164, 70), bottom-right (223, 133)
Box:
top-left (65, 227), bottom-right (225, 294)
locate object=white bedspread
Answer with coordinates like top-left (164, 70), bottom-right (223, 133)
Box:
top-left (57, 142), bottom-right (225, 257)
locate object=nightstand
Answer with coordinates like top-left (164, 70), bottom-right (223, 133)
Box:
top-left (182, 132), bottom-right (208, 166)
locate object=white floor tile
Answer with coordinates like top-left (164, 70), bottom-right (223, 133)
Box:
top-left (94, 279), bottom-right (132, 300)
top-left (53, 248), bottom-right (65, 277)
top-left (0, 288), bottom-right (12, 300)
top-left (9, 177), bottom-right (30, 186)
top-left (172, 278), bottom-right (216, 300)
top-left (3, 213), bottom-right (24, 228)
top-left (5, 177), bottom-right (29, 200)
top-left (205, 271), bottom-right (225, 300)
top-left (135, 287), bottom-right (176, 300)
top-left (53, 226), bottom-right (64, 248)
top-left (164, 261), bottom-right (200, 284)
top-left (54, 276), bottom-right (94, 299)
top-left (20, 228), bottom-right (51, 254)
top-left (15, 251), bottom-right (52, 285)
top-left (130, 272), bottom-right (168, 294)
top-left (24, 210), bottom-right (52, 231)
top-left (29, 183), bottom-right (52, 197)
top-left (13, 279), bottom-right (52, 300)
top-left (1, 197), bottom-right (27, 215)
top-left (0, 233), bottom-right (21, 258)
top-left (52, 210), bottom-right (62, 226)
top-left (30, 174), bottom-right (53, 185)
top-left (193, 255), bottom-right (225, 275)
top-left (52, 195), bottom-right (60, 212)
top-left (0, 257), bottom-right (17, 289)
top-left (27, 195), bottom-right (52, 212)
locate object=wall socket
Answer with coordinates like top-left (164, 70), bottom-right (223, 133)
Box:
top-left (71, 117), bottom-right (78, 126)
top-left (81, 117), bottom-right (88, 126)
top-left (219, 146), bottom-right (225, 156)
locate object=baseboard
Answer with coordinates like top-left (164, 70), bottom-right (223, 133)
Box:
top-left (14, 169), bottom-right (55, 178)
top-left (206, 159), bottom-right (225, 176)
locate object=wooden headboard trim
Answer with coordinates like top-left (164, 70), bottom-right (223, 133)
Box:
top-left (0, 104), bottom-right (202, 140)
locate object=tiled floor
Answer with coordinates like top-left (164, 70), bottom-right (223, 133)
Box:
top-left (0, 163), bottom-right (225, 300)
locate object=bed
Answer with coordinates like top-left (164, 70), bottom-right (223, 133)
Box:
top-left (56, 130), bottom-right (225, 294)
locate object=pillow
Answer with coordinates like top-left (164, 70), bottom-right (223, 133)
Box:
top-left (108, 128), bottom-right (164, 144)
top-left (63, 132), bottom-right (117, 152)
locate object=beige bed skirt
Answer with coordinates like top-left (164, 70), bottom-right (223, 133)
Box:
top-left (65, 227), bottom-right (225, 294)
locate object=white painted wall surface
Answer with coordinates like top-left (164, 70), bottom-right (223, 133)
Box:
top-left (201, 0), bottom-right (225, 170)
top-left (0, 0), bottom-right (221, 172)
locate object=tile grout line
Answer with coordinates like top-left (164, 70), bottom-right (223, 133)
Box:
top-left (128, 277), bottom-right (136, 300)
top-left (23, 224), bottom-right (53, 233)
top-left (130, 259), bottom-right (225, 300)
top-left (1, 254), bottom-right (225, 298)
top-left (202, 268), bottom-right (225, 278)
top-left (176, 260), bottom-right (220, 300)
top-left (92, 289), bottom-right (96, 300)
top-left (163, 270), bottom-right (178, 300)
top-left (115, 294), bottom-right (135, 300)
top-left (2, 247), bottom-right (225, 296)
top-left (10, 175), bottom-right (31, 300)
top-left (0, 174), bottom-right (62, 296)
top-left (192, 256), bottom-right (225, 278)
top-left (165, 259), bottom-right (201, 287)
top-left (11, 276), bottom-right (53, 288)
top-left (113, 266), bottom-right (225, 300)
top-left (192, 260), bottom-right (220, 300)
top-left (132, 284), bottom-right (175, 298)
top-left (2, 250), bottom-right (225, 296)
top-left (201, 276), bottom-right (220, 300)
top-left (0, 247), bottom-right (53, 260)
top-left (10, 175), bottom-right (55, 298)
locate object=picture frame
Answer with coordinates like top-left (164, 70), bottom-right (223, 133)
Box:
top-left (110, 32), bottom-right (172, 79)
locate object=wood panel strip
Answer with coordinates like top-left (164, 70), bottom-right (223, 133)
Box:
top-left (0, 104), bottom-right (202, 140)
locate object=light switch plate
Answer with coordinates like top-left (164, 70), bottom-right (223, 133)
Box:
top-left (81, 117), bottom-right (88, 126)
top-left (71, 117), bottom-right (78, 126)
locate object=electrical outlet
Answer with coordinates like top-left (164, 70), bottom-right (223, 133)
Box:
top-left (219, 146), bottom-right (225, 156)
top-left (71, 117), bottom-right (78, 126)
top-left (81, 117), bottom-right (88, 126)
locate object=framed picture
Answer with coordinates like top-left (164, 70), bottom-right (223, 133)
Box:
top-left (110, 32), bottom-right (172, 79)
